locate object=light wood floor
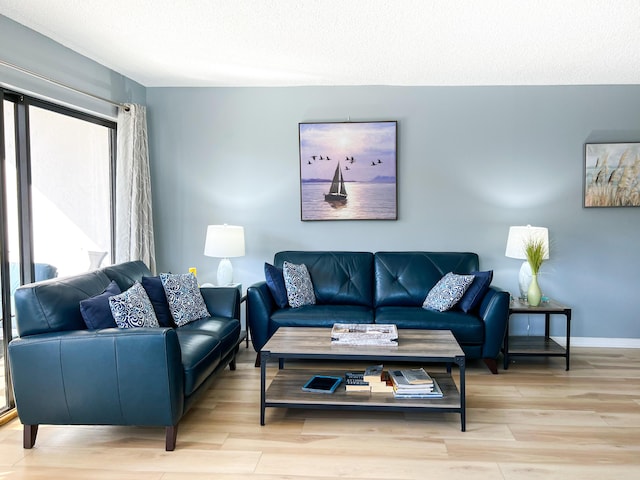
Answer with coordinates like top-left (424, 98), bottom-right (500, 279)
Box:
top-left (0, 346), bottom-right (639, 479)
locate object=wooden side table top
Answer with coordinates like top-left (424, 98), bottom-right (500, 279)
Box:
top-left (509, 297), bottom-right (570, 313)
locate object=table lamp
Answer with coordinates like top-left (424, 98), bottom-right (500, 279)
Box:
top-left (505, 225), bottom-right (549, 299)
top-left (204, 224), bottom-right (245, 286)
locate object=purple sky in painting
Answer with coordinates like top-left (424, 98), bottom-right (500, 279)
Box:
top-left (299, 122), bottom-right (396, 182)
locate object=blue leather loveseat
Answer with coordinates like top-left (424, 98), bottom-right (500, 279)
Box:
top-left (247, 251), bottom-right (510, 373)
top-left (8, 261), bottom-right (242, 451)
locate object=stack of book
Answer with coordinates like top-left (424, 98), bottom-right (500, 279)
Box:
top-left (344, 364), bottom-right (394, 393)
top-left (389, 368), bottom-right (443, 398)
top-left (364, 364), bottom-right (394, 393)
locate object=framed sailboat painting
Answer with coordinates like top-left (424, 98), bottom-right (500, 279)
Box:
top-left (298, 121), bottom-right (397, 221)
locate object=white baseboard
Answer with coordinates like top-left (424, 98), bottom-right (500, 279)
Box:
top-left (551, 336), bottom-right (640, 348)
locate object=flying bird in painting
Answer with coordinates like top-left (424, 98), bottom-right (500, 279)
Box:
top-left (311, 155), bottom-right (317, 160)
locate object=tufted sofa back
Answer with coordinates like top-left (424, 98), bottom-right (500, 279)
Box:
top-left (374, 252), bottom-right (479, 307)
top-left (274, 251), bottom-right (374, 307)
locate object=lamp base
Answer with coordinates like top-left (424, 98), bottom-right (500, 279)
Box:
top-left (217, 258), bottom-right (233, 286)
top-left (518, 260), bottom-right (532, 300)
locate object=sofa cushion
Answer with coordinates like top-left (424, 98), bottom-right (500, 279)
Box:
top-left (264, 263), bottom-right (288, 308)
top-left (179, 316), bottom-right (241, 357)
top-left (270, 304), bottom-right (374, 329)
top-left (457, 270), bottom-right (493, 313)
top-left (174, 331), bottom-right (222, 396)
top-left (109, 282), bottom-right (160, 328)
top-left (375, 252), bottom-right (479, 307)
top-left (375, 306), bottom-right (484, 345)
top-left (160, 273), bottom-right (210, 327)
top-left (141, 275), bottom-right (176, 328)
top-left (79, 280), bottom-right (121, 330)
top-left (275, 251), bottom-right (374, 306)
top-left (283, 261), bottom-right (316, 308)
top-left (423, 272), bottom-right (475, 312)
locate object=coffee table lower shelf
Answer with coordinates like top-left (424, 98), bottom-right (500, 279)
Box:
top-left (263, 369), bottom-right (462, 426)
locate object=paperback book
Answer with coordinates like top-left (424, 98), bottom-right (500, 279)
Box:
top-left (344, 372), bottom-right (370, 392)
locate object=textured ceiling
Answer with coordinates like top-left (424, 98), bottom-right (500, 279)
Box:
top-left (1, 0), bottom-right (640, 87)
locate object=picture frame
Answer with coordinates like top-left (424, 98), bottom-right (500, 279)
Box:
top-left (584, 142), bottom-right (640, 207)
top-left (299, 121), bottom-right (397, 221)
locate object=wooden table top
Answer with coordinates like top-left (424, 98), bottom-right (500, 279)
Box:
top-left (261, 327), bottom-right (464, 360)
top-left (509, 298), bottom-right (570, 313)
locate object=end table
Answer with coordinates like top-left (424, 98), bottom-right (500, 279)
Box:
top-left (503, 298), bottom-right (571, 371)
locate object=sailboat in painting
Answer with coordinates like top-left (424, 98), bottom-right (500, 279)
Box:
top-left (325, 163), bottom-right (347, 203)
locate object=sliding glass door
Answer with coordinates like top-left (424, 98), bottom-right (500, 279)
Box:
top-left (0, 91), bottom-right (116, 416)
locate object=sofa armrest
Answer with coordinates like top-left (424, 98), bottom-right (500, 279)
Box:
top-left (477, 286), bottom-right (510, 359)
top-left (8, 328), bottom-right (184, 427)
top-left (246, 281), bottom-right (276, 352)
top-left (200, 287), bottom-right (241, 319)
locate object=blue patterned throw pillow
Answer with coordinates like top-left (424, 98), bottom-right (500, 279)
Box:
top-left (422, 272), bottom-right (475, 312)
top-left (109, 281), bottom-right (159, 328)
top-left (160, 272), bottom-right (211, 326)
top-left (282, 261), bottom-right (316, 308)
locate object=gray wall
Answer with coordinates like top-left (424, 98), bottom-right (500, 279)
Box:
top-left (147, 86), bottom-right (640, 343)
top-left (0, 15), bottom-right (145, 117)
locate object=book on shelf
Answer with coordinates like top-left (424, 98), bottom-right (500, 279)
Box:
top-left (369, 370), bottom-right (394, 393)
top-left (363, 364), bottom-right (384, 384)
top-left (344, 371), bottom-right (370, 392)
top-left (401, 367), bottom-right (434, 385)
top-left (393, 378), bottom-right (443, 399)
top-left (389, 369), bottom-right (435, 394)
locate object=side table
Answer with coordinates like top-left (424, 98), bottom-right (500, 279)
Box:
top-left (503, 298), bottom-right (572, 371)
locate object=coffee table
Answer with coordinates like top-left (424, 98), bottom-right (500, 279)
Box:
top-left (260, 327), bottom-right (466, 431)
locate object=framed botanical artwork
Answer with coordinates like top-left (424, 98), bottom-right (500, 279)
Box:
top-left (298, 121), bottom-right (397, 221)
top-left (584, 142), bottom-right (640, 207)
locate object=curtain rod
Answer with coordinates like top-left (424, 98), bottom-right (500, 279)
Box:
top-left (0, 59), bottom-right (129, 111)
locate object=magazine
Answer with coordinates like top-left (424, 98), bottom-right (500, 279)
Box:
top-left (330, 323), bottom-right (398, 346)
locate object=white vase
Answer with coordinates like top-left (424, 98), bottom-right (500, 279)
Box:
top-left (527, 274), bottom-right (542, 306)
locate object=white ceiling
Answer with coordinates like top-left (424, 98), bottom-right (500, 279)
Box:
top-left (1, 0), bottom-right (640, 87)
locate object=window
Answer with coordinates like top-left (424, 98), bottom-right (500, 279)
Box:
top-left (0, 90), bottom-right (116, 415)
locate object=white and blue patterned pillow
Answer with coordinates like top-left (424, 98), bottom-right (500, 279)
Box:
top-left (109, 281), bottom-right (160, 328)
top-left (160, 272), bottom-right (210, 326)
top-left (282, 261), bottom-right (316, 308)
top-left (422, 272), bottom-right (475, 312)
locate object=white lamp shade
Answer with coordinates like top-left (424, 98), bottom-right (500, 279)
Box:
top-left (204, 225), bottom-right (245, 258)
top-left (505, 225), bottom-right (549, 260)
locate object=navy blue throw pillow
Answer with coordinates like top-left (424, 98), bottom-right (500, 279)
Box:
top-left (264, 262), bottom-right (288, 308)
top-left (457, 270), bottom-right (493, 313)
top-left (80, 280), bottom-right (121, 329)
top-left (141, 275), bottom-right (177, 328)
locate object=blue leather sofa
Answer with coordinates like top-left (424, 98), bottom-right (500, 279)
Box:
top-left (247, 251), bottom-right (510, 373)
top-left (8, 261), bottom-right (242, 451)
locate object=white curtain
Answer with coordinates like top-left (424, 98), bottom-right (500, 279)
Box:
top-left (115, 103), bottom-right (156, 273)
